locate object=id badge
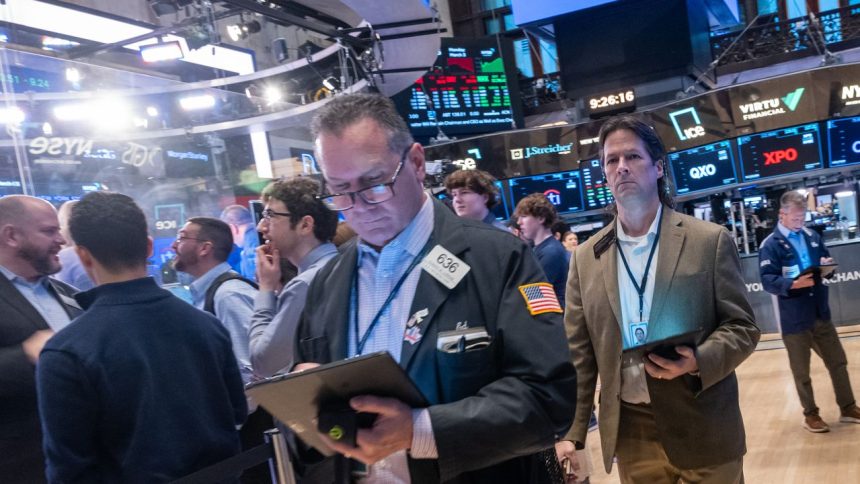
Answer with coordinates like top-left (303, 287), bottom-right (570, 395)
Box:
top-left (629, 321), bottom-right (648, 347)
top-left (782, 265), bottom-right (800, 279)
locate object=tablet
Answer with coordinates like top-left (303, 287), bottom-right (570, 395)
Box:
top-left (245, 351), bottom-right (427, 455)
top-left (796, 263), bottom-right (837, 279)
top-left (621, 328), bottom-right (703, 361)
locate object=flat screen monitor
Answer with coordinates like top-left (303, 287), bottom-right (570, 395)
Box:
top-left (827, 115), bottom-right (860, 168)
top-left (579, 158), bottom-right (614, 209)
top-left (508, 170), bottom-right (584, 215)
top-left (392, 37), bottom-right (522, 139)
top-left (668, 140), bottom-right (738, 195)
top-left (737, 123), bottom-right (823, 181)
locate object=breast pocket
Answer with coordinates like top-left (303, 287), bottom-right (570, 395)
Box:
top-left (435, 341), bottom-right (498, 403)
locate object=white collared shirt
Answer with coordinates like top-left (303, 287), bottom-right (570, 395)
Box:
top-left (0, 265), bottom-right (72, 332)
top-left (616, 205), bottom-right (662, 404)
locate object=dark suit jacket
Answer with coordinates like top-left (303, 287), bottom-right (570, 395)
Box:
top-left (564, 208), bottom-right (760, 472)
top-left (0, 273), bottom-right (81, 483)
top-left (295, 199), bottom-right (577, 483)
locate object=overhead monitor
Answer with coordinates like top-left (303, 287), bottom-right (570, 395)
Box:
top-left (737, 123), bottom-right (823, 181)
top-left (827, 115), bottom-right (860, 168)
top-left (392, 37), bottom-right (522, 139)
top-left (668, 140), bottom-right (738, 195)
top-left (580, 158), bottom-right (614, 209)
top-left (508, 170), bottom-right (584, 215)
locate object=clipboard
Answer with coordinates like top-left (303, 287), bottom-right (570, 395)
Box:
top-left (796, 263), bottom-right (837, 279)
top-left (621, 328), bottom-right (703, 361)
top-left (245, 351), bottom-right (427, 455)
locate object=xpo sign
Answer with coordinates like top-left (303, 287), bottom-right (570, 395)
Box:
top-left (763, 148), bottom-right (798, 165)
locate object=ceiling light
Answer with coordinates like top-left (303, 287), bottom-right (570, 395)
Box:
top-left (42, 122), bottom-right (53, 136)
top-left (140, 41), bottom-right (184, 62)
top-left (322, 76), bottom-right (341, 91)
top-left (226, 20), bottom-right (261, 42)
top-left (146, 106), bottom-right (159, 117)
top-left (179, 94), bottom-right (216, 111)
top-left (263, 85), bottom-right (282, 105)
top-left (65, 67), bottom-right (81, 83)
top-left (835, 191), bottom-right (854, 198)
top-left (0, 106), bottom-right (25, 125)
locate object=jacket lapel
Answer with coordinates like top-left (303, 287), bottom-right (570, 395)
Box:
top-left (399, 201), bottom-right (469, 371)
top-left (648, 209), bottom-right (685, 336)
top-left (599, 226), bottom-right (624, 333)
top-left (0, 272), bottom-right (51, 330)
top-left (325, 242), bottom-right (358, 361)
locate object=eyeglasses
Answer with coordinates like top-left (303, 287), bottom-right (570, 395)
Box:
top-left (175, 236), bottom-right (207, 244)
top-left (262, 208), bottom-right (292, 220)
top-left (317, 146), bottom-right (411, 212)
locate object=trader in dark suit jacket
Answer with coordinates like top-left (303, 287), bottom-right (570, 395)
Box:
top-left (556, 117), bottom-right (760, 484)
top-left (0, 195), bottom-right (82, 483)
top-left (292, 93), bottom-right (576, 483)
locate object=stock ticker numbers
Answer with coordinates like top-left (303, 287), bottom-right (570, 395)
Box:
top-left (401, 42), bottom-right (515, 135)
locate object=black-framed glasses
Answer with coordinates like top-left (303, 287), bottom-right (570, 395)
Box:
top-left (262, 208), bottom-right (292, 220)
top-left (317, 146), bottom-right (411, 212)
top-left (175, 236), bottom-right (208, 244)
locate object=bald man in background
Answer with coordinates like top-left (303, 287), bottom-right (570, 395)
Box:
top-left (0, 195), bottom-right (82, 483)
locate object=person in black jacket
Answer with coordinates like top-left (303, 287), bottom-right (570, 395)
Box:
top-left (36, 192), bottom-right (247, 482)
top-left (0, 195), bottom-right (82, 483)
top-left (292, 93), bottom-right (576, 483)
top-left (759, 190), bottom-right (860, 433)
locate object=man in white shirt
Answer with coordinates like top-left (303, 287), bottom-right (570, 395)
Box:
top-left (556, 116), bottom-right (760, 484)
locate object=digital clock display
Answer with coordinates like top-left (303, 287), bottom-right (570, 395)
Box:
top-left (586, 89), bottom-right (636, 118)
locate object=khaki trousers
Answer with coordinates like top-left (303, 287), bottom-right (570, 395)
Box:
top-left (616, 402), bottom-right (744, 484)
top-left (782, 319), bottom-right (856, 416)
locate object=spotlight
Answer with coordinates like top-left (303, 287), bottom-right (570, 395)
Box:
top-left (42, 122), bottom-right (53, 136)
top-left (0, 106), bottom-right (25, 125)
top-left (226, 20), bottom-right (261, 42)
top-left (65, 67), bottom-right (81, 83)
top-left (179, 94), bottom-right (216, 111)
top-left (140, 41), bottom-right (184, 62)
top-left (185, 23), bottom-right (213, 51)
top-left (146, 106), bottom-right (159, 117)
top-left (263, 85), bottom-right (282, 105)
top-left (322, 76), bottom-right (341, 92)
top-left (244, 85), bottom-right (261, 99)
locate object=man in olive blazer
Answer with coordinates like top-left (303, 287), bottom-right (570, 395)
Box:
top-left (558, 116), bottom-right (760, 483)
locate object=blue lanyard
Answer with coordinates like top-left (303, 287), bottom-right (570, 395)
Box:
top-left (351, 240), bottom-right (433, 356)
top-left (616, 212), bottom-right (663, 322)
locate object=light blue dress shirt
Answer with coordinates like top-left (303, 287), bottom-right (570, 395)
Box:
top-left (778, 223), bottom-right (812, 270)
top-left (0, 265), bottom-right (72, 332)
top-left (190, 262), bottom-right (258, 385)
top-left (249, 242), bottom-right (338, 377)
top-left (348, 196), bottom-right (436, 483)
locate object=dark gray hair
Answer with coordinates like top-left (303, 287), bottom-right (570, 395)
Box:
top-left (598, 115), bottom-right (675, 210)
top-left (310, 93), bottom-right (414, 154)
top-left (780, 190), bottom-right (807, 211)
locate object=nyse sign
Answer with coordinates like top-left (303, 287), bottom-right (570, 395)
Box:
top-left (27, 136), bottom-right (159, 168)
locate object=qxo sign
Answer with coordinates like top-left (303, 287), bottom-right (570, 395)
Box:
top-left (763, 148), bottom-right (798, 165)
top-left (689, 164), bottom-right (716, 180)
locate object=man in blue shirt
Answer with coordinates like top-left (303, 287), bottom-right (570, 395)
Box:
top-left (248, 177), bottom-right (338, 378)
top-left (515, 193), bottom-right (569, 305)
top-left (292, 93), bottom-right (575, 483)
top-left (36, 192), bottom-right (246, 482)
top-left (759, 190), bottom-right (860, 433)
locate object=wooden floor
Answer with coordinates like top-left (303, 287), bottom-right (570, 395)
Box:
top-left (585, 332), bottom-right (860, 484)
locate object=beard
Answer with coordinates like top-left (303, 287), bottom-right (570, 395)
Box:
top-left (17, 242), bottom-right (61, 276)
top-left (172, 251), bottom-right (196, 273)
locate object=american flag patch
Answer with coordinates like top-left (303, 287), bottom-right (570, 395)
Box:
top-left (518, 283), bottom-right (562, 316)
